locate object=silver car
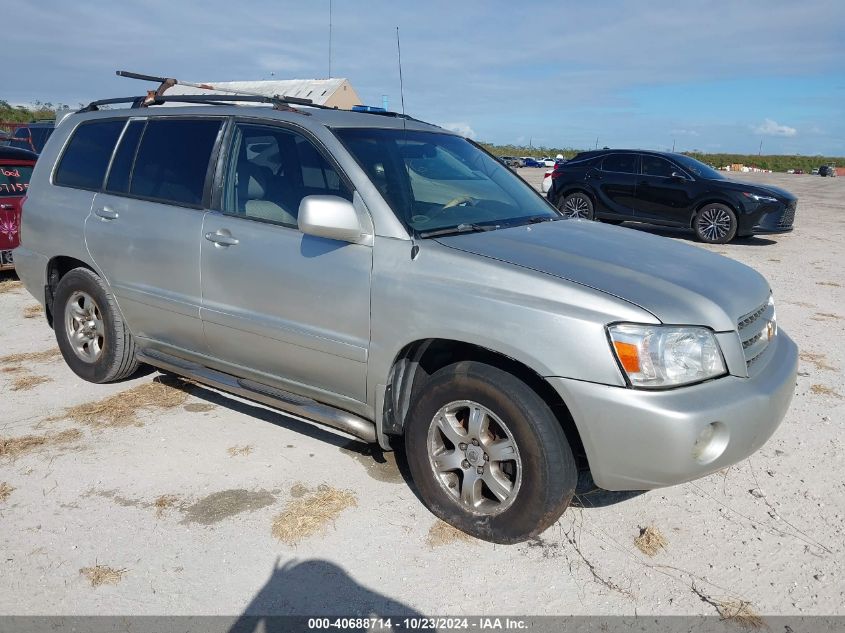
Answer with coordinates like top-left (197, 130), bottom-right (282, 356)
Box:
top-left (14, 94), bottom-right (798, 543)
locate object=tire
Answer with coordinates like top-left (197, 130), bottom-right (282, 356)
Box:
top-left (694, 203), bottom-right (737, 244)
top-left (558, 192), bottom-right (594, 220)
top-left (53, 267), bottom-right (139, 383)
top-left (404, 361), bottom-right (577, 544)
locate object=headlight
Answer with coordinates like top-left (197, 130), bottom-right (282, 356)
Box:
top-left (608, 324), bottom-right (727, 388)
top-left (742, 192), bottom-right (778, 203)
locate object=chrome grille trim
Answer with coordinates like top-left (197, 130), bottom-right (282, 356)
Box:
top-left (738, 299), bottom-right (775, 369)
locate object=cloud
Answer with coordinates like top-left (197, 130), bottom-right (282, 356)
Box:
top-left (441, 122), bottom-right (477, 139)
top-left (752, 119), bottom-right (797, 137)
top-left (670, 129), bottom-right (700, 137)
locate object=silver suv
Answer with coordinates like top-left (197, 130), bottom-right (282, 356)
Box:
top-left (15, 93), bottom-right (798, 543)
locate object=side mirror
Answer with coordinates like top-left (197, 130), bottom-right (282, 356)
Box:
top-left (298, 195), bottom-right (367, 244)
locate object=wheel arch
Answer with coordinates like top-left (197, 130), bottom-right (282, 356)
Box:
top-left (383, 338), bottom-right (588, 468)
top-left (44, 256), bottom-right (95, 327)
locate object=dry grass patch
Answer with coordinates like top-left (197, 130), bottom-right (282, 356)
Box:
top-left (427, 520), bottom-right (476, 548)
top-left (227, 444), bottom-right (254, 457)
top-left (0, 278), bottom-right (22, 294)
top-left (0, 348), bottom-right (62, 366)
top-left (154, 494), bottom-right (179, 518)
top-left (817, 281), bottom-right (842, 288)
top-left (23, 304), bottom-right (43, 319)
top-left (635, 525), bottom-right (668, 556)
top-left (272, 484), bottom-right (357, 545)
top-left (810, 384), bottom-right (842, 398)
top-left (0, 428), bottom-right (82, 459)
top-left (80, 565), bottom-right (126, 587)
top-left (1, 365), bottom-right (26, 373)
top-left (61, 376), bottom-right (191, 428)
top-left (800, 351), bottom-right (836, 371)
top-left (715, 599), bottom-right (764, 629)
top-left (0, 481), bottom-right (15, 502)
top-left (11, 373), bottom-right (51, 392)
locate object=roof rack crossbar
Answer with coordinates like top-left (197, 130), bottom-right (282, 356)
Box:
top-left (76, 94), bottom-right (318, 113)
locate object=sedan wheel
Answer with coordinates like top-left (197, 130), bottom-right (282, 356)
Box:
top-left (559, 193), bottom-right (594, 220)
top-left (695, 204), bottom-right (737, 244)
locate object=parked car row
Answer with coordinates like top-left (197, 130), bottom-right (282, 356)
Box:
top-left (0, 120), bottom-right (56, 153)
top-left (496, 155), bottom-right (563, 169)
top-left (818, 164), bottom-right (838, 178)
top-left (547, 149), bottom-right (798, 244)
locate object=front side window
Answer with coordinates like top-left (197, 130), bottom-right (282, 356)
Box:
top-left (54, 120), bottom-right (125, 190)
top-left (601, 153), bottom-right (638, 174)
top-left (222, 123), bottom-right (351, 227)
top-left (335, 128), bottom-right (556, 235)
top-left (641, 155), bottom-right (677, 178)
top-left (130, 118), bottom-right (222, 207)
top-left (0, 164), bottom-right (34, 195)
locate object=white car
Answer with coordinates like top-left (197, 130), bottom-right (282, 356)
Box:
top-left (541, 157), bottom-right (556, 168)
top-left (541, 168), bottom-right (553, 193)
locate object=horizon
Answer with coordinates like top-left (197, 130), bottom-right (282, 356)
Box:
top-left (8, 1), bottom-right (845, 156)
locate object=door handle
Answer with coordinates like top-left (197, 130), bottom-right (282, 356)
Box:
top-left (205, 230), bottom-right (239, 247)
top-left (95, 206), bottom-right (119, 220)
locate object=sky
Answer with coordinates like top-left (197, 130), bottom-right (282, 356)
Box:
top-left (8, 1), bottom-right (845, 155)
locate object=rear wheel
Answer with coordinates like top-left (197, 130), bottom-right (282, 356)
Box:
top-left (694, 203), bottom-right (737, 244)
top-left (558, 192), bottom-right (594, 220)
top-left (405, 361), bottom-right (577, 544)
top-left (54, 267), bottom-right (139, 383)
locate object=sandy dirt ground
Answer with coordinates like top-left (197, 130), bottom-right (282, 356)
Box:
top-left (0, 171), bottom-right (843, 620)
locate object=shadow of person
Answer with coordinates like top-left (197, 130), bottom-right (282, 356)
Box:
top-left (229, 558), bottom-right (424, 633)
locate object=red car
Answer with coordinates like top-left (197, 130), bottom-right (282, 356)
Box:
top-left (0, 146), bottom-right (37, 271)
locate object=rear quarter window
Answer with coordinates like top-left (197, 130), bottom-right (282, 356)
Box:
top-left (54, 120), bottom-right (125, 190)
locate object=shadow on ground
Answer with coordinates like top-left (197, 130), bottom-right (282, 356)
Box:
top-left (229, 558), bottom-right (423, 632)
top-left (619, 222), bottom-right (778, 246)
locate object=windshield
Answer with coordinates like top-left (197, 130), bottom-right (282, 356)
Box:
top-left (673, 154), bottom-right (724, 180)
top-left (334, 128), bottom-right (558, 235)
top-left (0, 164), bottom-right (33, 196)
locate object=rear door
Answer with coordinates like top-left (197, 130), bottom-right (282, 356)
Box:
top-left (0, 159), bottom-right (34, 268)
top-left (86, 116), bottom-right (224, 353)
top-left (592, 153), bottom-right (638, 217)
top-left (634, 154), bottom-right (695, 225)
top-left (200, 120), bottom-right (372, 404)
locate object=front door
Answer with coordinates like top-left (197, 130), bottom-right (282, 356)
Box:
top-left (86, 117), bottom-right (224, 353)
top-left (634, 154), bottom-right (696, 226)
top-left (200, 121), bottom-right (372, 404)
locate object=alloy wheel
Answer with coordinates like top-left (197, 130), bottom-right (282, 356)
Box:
top-left (427, 400), bottom-right (522, 514)
top-left (697, 207), bottom-right (733, 242)
top-left (64, 290), bottom-right (105, 363)
top-left (562, 195), bottom-right (592, 219)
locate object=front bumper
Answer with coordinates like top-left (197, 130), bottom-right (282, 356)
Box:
top-left (549, 330), bottom-right (798, 491)
top-left (740, 200), bottom-right (797, 236)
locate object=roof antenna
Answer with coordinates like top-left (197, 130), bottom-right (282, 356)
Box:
top-left (396, 26), bottom-right (406, 119)
top-left (328, 0), bottom-right (333, 78)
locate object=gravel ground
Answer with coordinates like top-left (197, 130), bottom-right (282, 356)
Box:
top-left (0, 171), bottom-right (843, 619)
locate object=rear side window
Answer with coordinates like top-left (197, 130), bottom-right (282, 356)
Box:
top-left (55, 120), bottom-right (125, 190)
top-left (105, 120), bottom-right (145, 194)
top-left (601, 154), bottom-right (637, 174)
top-left (130, 119), bottom-right (222, 207)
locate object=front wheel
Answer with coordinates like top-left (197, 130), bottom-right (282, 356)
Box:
top-left (694, 203), bottom-right (737, 244)
top-left (558, 192), bottom-right (594, 220)
top-left (405, 361), bottom-right (577, 544)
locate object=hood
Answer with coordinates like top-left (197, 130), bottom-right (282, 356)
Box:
top-left (436, 220), bottom-right (770, 331)
top-left (713, 178), bottom-right (796, 201)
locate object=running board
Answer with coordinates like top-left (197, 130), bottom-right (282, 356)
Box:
top-left (137, 349), bottom-right (377, 443)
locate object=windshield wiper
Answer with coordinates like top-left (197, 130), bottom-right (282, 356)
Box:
top-left (417, 223), bottom-right (500, 238)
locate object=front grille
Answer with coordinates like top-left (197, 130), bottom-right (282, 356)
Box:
top-left (778, 201), bottom-right (796, 228)
top-left (738, 299), bottom-right (775, 369)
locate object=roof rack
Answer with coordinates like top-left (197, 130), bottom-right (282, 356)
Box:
top-left (76, 93), bottom-right (316, 113)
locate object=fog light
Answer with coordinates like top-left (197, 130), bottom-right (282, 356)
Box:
top-left (692, 422), bottom-right (729, 464)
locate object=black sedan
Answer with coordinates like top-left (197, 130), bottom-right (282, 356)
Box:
top-left (547, 149), bottom-right (797, 243)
